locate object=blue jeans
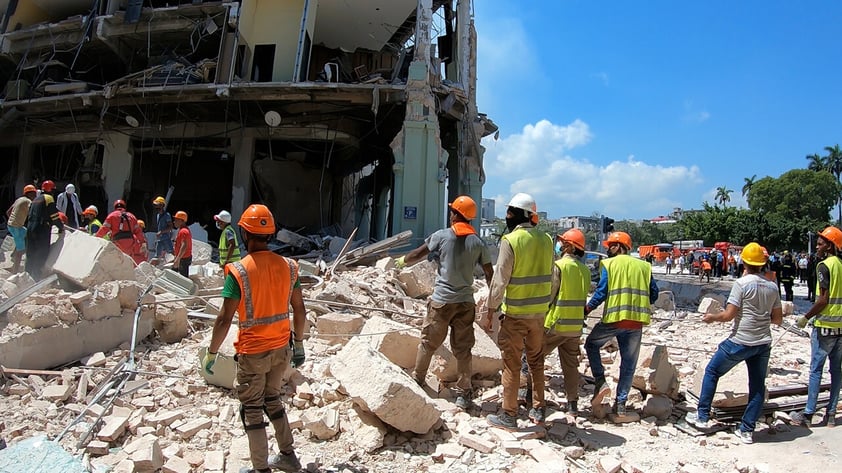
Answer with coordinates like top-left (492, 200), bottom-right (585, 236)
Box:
top-left (696, 339), bottom-right (770, 433)
top-left (805, 329), bottom-right (842, 415)
top-left (585, 322), bottom-right (642, 404)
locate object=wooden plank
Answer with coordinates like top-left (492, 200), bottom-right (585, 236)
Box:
top-left (342, 230), bottom-right (413, 265)
top-left (0, 273), bottom-right (59, 316)
top-left (0, 366), bottom-right (65, 377)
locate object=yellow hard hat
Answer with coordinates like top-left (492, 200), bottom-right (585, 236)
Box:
top-left (741, 242), bottom-right (767, 267)
top-left (152, 196), bottom-right (166, 206)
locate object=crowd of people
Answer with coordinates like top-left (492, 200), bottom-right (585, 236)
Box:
top-left (4, 182), bottom-right (244, 280)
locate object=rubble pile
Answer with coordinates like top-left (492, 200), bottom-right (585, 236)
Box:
top-left (0, 241), bottom-right (835, 473)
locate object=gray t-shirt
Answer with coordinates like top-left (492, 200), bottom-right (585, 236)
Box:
top-left (426, 228), bottom-right (491, 304)
top-left (726, 273), bottom-right (782, 346)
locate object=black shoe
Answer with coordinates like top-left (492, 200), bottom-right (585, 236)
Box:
top-left (487, 411), bottom-right (518, 430)
top-left (613, 401), bottom-right (627, 416)
top-left (567, 400), bottom-right (578, 416)
top-left (790, 411), bottom-right (812, 427)
top-left (268, 452), bottom-right (301, 472)
top-left (528, 407), bottom-right (546, 424)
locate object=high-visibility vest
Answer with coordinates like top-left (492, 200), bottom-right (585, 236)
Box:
top-left (87, 219), bottom-right (102, 235)
top-left (601, 254), bottom-right (652, 325)
top-left (544, 255), bottom-right (591, 334)
top-left (218, 225), bottom-right (241, 265)
top-left (226, 251), bottom-right (298, 354)
top-left (500, 227), bottom-right (554, 316)
top-left (815, 256), bottom-right (842, 328)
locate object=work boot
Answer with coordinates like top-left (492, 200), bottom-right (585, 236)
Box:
top-left (567, 400), bottom-right (578, 416)
top-left (591, 377), bottom-right (610, 406)
top-left (613, 401), bottom-right (626, 416)
top-left (268, 451), bottom-right (301, 472)
top-left (487, 411), bottom-right (518, 431)
top-left (528, 407), bottom-right (546, 425)
top-left (827, 412), bottom-right (837, 428)
top-left (790, 410), bottom-right (812, 427)
top-left (685, 411), bottom-right (710, 429)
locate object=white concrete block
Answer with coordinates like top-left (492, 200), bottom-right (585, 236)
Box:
top-left (316, 312), bottom-right (366, 345)
top-left (359, 316), bottom-right (421, 369)
top-left (47, 230), bottom-right (136, 287)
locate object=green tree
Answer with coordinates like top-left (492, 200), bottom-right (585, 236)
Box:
top-left (806, 153), bottom-right (825, 172)
top-left (742, 175), bottom-right (757, 198)
top-left (715, 186), bottom-right (733, 206)
top-left (825, 144), bottom-right (842, 222)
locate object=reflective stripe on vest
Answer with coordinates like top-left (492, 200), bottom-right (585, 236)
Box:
top-left (501, 227), bottom-right (554, 316)
top-left (816, 256), bottom-right (842, 328)
top-left (227, 252), bottom-right (298, 354)
top-left (602, 255), bottom-right (652, 324)
top-left (219, 225), bottom-right (241, 265)
top-left (544, 255), bottom-right (591, 334)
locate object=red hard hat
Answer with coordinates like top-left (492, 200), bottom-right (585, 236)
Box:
top-left (113, 199), bottom-right (126, 210)
top-left (41, 180), bottom-right (55, 192)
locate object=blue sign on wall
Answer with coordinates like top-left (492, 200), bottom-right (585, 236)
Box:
top-left (404, 206), bottom-right (417, 220)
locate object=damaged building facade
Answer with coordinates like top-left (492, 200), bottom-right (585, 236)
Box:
top-left (0, 0), bottom-right (495, 244)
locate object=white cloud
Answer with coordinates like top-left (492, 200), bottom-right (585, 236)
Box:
top-left (683, 100), bottom-right (711, 123)
top-left (483, 120), bottom-right (704, 219)
top-left (590, 71), bottom-right (610, 86)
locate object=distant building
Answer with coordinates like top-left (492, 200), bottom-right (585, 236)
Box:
top-left (557, 216), bottom-right (601, 232)
top-left (647, 216), bottom-right (678, 225)
top-left (537, 211), bottom-right (548, 221)
top-left (481, 198), bottom-right (495, 221)
top-left (479, 221), bottom-right (497, 240)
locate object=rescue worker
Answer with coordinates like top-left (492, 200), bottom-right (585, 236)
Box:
top-left (204, 204), bottom-right (304, 473)
top-left (780, 251), bottom-right (795, 301)
top-left (214, 210), bottom-right (241, 267)
top-left (152, 196), bottom-right (174, 262)
top-left (172, 211), bottom-right (192, 277)
top-left (96, 200), bottom-right (146, 265)
top-left (395, 196), bottom-right (493, 410)
top-left (83, 206), bottom-right (102, 235)
top-left (56, 183), bottom-right (83, 228)
top-left (686, 243), bottom-right (782, 444)
top-left (791, 227), bottom-right (842, 428)
top-left (483, 193), bottom-right (554, 429)
top-left (6, 184), bottom-right (37, 273)
top-left (25, 180), bottom-right (64, 280)
top-left (584, 231), bottom-right (659, 418)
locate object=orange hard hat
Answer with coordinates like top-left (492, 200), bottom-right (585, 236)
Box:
top-left (561, 228), bottom-right (586, 251)
top-left (83, 205), bottom-right (98, 217)
top-left (58, 212), bottom-right (68, 224)
top-left (174, 211), bottom-right (188, 222)
top-left (23, 184), bottom-right (37, 194)
top-left (238, 204), bottom-right (276, 235)
top-left (602, 231), bottom-right (632, 250)
top-left (449, 195), bottom-right (477, 220)
top-left (137, 219), bottom-right (145, 230)
top-left (41, 180), bottom-right (55, 192)
top-left (820, 226), bottom-right (842, 250)
top-left (113, 199), bottom-right (126, 210)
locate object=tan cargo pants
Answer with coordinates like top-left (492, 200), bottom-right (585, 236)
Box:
top-left (237, 346), bottom-right (294, 470)
top-left (542, 331), bottom-right (582, 402)
top-left (499, 316), bottom-right (545, 415)
top-left (414, 300), bottom-right (475, 394)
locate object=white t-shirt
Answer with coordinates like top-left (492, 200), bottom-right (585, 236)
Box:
top-left (726, 274), bottom-right (781, 346)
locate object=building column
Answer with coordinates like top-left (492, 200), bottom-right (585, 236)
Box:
top-left (230, 133), bottom-right (255, 224)
top-left (99, 133), bottom-right (133, 205)
top-left (15, 141), bottom-right (34, 191)
top-left (390, 0), bottom-right (446, 245)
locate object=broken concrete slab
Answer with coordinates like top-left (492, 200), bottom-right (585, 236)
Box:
top-left (152, 294), bottom-right (190, 343)
top-left (632, 345), bottom-right (681, 399)
top-left (79, 283), bottom-right (121, 321)
top-left (697, 297), bottom-right (723, 314)
top-left (302, 406), bottom-right (340, 440)
top-left (7, 295), bottom-right (78, 328)
top-left (642, 394), bottom-right (673, 420)
top-left (316, 312), bottom-right (366, 345)
top-left (46, 230), bottom-right (137, 287)
top-left (395, 260), bottom-right (436, 298)
top-left (359, 316), bottom-right (421, 370)
top-left (331, 337), bottom-right (440, 434)
top-left (346, 404), bottom-right (387, 453)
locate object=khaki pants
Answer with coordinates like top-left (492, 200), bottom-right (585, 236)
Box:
top-left (499, 316), bottom-right (545, 415)
top-left (542, 331), bottom-right (581, 402)
top-left (237, 346), bottom-right (294, 470)
top-left (414, 300), bottom-right (475, 393)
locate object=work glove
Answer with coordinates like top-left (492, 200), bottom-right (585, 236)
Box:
top-left (394, 256), bottom-right (407, 270)
top-left (291, 340), bottom-right (305, 368)
top-left (202, 350), bottom-right (218, 375)
top-left (796, 316), bottom-right (810, 329)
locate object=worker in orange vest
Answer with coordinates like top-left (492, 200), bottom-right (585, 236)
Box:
top-left (203, 204), bottom-right (305, 473)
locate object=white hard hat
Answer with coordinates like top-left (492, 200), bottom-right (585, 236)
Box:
top-left (214, 210), bottom-right (232, 224)
top-left (507, 193), bottom-right (537, 215)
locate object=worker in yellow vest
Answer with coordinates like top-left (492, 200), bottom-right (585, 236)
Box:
top-left (483, 193), bottom-right (554, 429)
top-left (584, 231), bottom-right (659, 419)
top-left (214, 210), bottom-right (242, 267)
top-left (791, 226), bottom-right (842, 427)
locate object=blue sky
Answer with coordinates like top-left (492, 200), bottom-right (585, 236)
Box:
top-left (474, 0), bottom-right (842, 220)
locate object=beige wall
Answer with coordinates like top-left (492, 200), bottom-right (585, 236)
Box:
top-left (239, 0), bottom-right (306, 82)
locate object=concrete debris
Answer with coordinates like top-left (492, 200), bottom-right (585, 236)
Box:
top-left (152, 294), bottom-right (190, 343)
top-left (359, 316), bottom-right (421, 370)
top-left (302, 406), bottom-right (341, 440)
top-left (316, 312), bottom-right (366, 345)
top-left (642, 394), bottom-right (674, 420)
top-left (631, 345), bottom-right (681, 399)
top-left (697, 297), bottom-right (723, 314)
top-left (395, 260), bottom-right (437, 298)
top-left (47, 230), bottom-right (137, 287)
top-left (346, 404), bottom-right (387, 453)
top-left (331, 337), bottom-right (441, 434)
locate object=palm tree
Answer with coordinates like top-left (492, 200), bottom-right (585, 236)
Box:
top-left (825, 144), bottom-right (842, 222)
top-left (806, 153), bottom-right (826, 172)
top-left (715, 186), bottom-right (733, 206)
top-left (742, 175), bottom-right (756, 198)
